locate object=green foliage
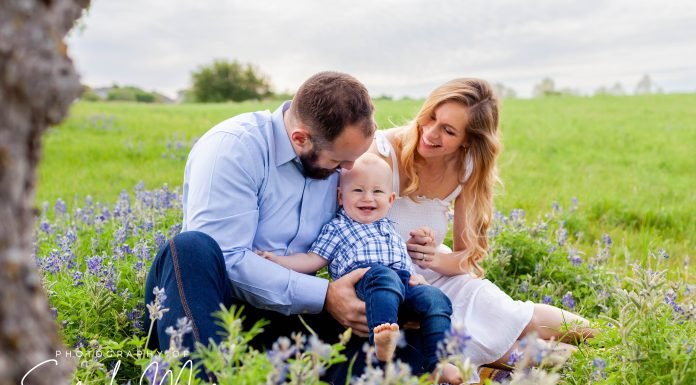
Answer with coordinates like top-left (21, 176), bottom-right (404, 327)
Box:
top-left (105, 85), bottom-right (165, 103)
top-left (191, 59), bottom-right (273, 102)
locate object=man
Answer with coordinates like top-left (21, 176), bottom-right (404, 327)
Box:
top-left (145, 72), bottom-right (421, 382)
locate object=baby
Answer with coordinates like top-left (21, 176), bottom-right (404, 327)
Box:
top-left (259, 153), bottom-right (461, 384)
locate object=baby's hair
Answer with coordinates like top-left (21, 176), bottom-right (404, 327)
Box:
top-left (339, 153), bottom-right (393, 188)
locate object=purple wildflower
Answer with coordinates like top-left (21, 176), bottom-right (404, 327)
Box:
top-left (562, 292), bottom-right (576, 310)
top-left (569, 251), bottom-right (583, 266)
top-left (143, 355), bottom-right (171, 385)
top-left (542, 295), bottom-right (553, 305)
top-left (87, 255), bottom-right (103, 276)
top-left (154, 231), bottom-right (166, 248)
top-left (55, 199), bottom-right (67, 216)
top-left (40, 220), bottom-right (51, 233)
top-left (507, 349), bottom-right (524, 366)
top-left (602, 234), bottom-right (612, 247)
top-left (556, 227), bottom-right (568, 247)
top-left (73, 271), bottom-right (83, 287)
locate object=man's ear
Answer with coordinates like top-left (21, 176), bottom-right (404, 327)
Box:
top-left (337, 187), bottom-right (343, 206)
top-left (290, 127), bottom-right (311, 149)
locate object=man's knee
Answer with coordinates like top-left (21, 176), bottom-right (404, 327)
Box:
top-left (167, 231), bottom-right (223, 266)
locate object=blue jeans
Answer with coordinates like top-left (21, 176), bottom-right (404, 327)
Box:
top-left (355, 264), bottom-right (453, 372)
top-left (144, 231), bottom-right (428, 383)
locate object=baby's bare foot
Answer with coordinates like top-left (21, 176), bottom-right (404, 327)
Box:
top-left (431, 363), bottom-right (463, 385)
top-left (373, 323), bottom-right (400, 362)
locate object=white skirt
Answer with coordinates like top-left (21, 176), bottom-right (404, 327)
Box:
top-left (415, 248), bottom-right (535, 383)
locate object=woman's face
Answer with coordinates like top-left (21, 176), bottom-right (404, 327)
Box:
top-left (417, 101), bottom-right (469, 159)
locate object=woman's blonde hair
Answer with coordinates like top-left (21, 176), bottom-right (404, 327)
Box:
top-left (398, 78), bottom-right (501, 277)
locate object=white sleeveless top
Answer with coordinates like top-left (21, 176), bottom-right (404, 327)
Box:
top-left (377, 132), bottom-right (536, 381)
top-left (376, 131), bottom-right (471, 246)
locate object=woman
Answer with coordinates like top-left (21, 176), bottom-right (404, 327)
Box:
top-left (369, 78), bottom-right (593, 380)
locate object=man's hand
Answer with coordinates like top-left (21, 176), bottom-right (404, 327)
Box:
top-left (325, 267), bottom-right (369, 336)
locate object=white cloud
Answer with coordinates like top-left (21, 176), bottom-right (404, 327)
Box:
top-left (67, 0), bottom-right (696, 98)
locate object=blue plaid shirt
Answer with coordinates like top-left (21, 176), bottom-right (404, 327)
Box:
top-left (309, 208), bottom-right (414, 279)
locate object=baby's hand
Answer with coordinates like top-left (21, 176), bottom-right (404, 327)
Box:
top-left (255, 250), bottom-right (277, 261)
top-left (408, 273), bottom-right (429, 286)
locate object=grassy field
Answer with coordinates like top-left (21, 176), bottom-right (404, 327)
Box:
top-left (38, 94), bottom-right (696, 273)
top-left (33, 94), bottom-right (696, 384)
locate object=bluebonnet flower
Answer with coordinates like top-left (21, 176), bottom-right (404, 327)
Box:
top-left (602, 233), bottom-right (612, 247)
top-left (87, 255), bottom-right (103, 276)
top-left (568, 248), bottom-right (582, 266)
top-left (72, 271), bottom-right (83, 287)
top-left (143, 355), bottom-right (170, 385)
top-left (438, 323), bottom-right (471, 358)
top-left (562, 292), bottom-right (576, 310)
top-left (44, 250), bottom-right (61, 274)
top-left (592, 357), bottom-right (607, 379)
top-left (510, 209), bottom-right (525, 222)
top-left (542, 295), bottom-right (553, 305)
top-left (147, 287), bottom-right (169, 321)
top-left (556, 226), bottom-right (568, 247)
top-left (165, 317), bottom-right (193, 356)
top-left (154, 231), bottom-right (166, 248)
top-left (664, 290), bottom-right (684, 315)
top-left (73, 335), bottom-right (87, 349)
top-left (306, 334), bottom-right (332, 361)
top-left (39, 220), bottom-right (51, 234)
top-left (551, 201), bottom-right (560, 213)
top-left (168, 224), bottom-right (182, 238)
top-left (104, 278), bottom-right (117, 293)
top-left (518, 281), bottom-right (529, 293)
top-left (507, 349), bottom-right (524, 366)
top-left (267, 336), bottom-right (294, 384)
top-left (55, 199), bottom-right (67, 216)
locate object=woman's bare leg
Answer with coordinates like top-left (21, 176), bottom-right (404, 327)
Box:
top-left (522, 304), bottom-right (596, 343)
top-left (488, 338), bottom-right (577, 369)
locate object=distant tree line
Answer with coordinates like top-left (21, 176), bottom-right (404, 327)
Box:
top-left (81, 84), bottom-right (173, 103)
top-left (532, 74), bottom-right (663, 98)
top-left (81, 62), bottom-right (673, 104)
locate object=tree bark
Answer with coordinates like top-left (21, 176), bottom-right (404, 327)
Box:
top-left (0, 0), bottom-right (90, 384)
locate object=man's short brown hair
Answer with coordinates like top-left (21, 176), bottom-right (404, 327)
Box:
top-left (291, 71), bottom-right (375, 147)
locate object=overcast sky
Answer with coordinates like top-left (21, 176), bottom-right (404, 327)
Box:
top-left (67, 0), bottom-right (696, 98)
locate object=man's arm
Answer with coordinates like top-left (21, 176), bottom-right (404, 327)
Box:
top-left (258, 251), bottom-right (329, 274)
top-left (184, 130), bottom-right (329, 315)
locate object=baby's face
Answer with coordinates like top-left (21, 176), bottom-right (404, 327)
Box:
top-left (338, 158), bottom-right (395, 224)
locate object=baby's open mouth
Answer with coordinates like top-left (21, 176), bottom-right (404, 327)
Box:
top-left (357, 206), bottom-right (376, 213)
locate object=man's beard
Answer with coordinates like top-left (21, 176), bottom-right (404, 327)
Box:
top-left (299, 148), bottom-right (337, 180)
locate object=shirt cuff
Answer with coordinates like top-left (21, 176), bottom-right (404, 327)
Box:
top-left (289, 270), bottom-right (329, 314)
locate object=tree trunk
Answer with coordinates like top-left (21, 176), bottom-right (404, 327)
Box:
top-left (0, 0), bottom-right (90, 384)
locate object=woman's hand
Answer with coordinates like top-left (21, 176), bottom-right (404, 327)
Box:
top-left (406, 227), bottom-right (438, 269)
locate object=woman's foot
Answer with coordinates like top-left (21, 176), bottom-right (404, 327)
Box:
top-left (431, 363), bottom-right (463, 384)
top-left (374, 323), bottom-right (400, 362)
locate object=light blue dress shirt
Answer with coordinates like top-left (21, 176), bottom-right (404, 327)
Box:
top-left (182, 101), bottom-right (338, 315)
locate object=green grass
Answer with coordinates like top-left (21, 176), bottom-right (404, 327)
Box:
top-left (37, 95), bottom-right (696, 274)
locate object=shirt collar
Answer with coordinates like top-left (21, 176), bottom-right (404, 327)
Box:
top-left (272, 101), bottom-right (299, 167)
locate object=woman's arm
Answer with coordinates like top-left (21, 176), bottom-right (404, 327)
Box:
top-left (257, 251), bottom-right (329, 274)
top-left (404, 194), bottom-right (472, 276)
